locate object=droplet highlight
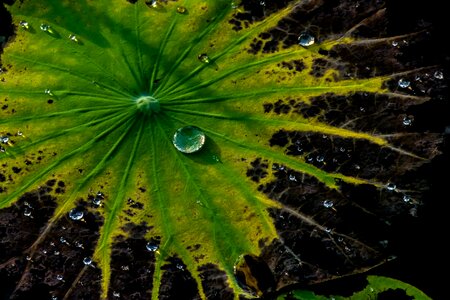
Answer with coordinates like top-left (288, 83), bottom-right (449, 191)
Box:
top-left (386, 183), bottom-right (396, 191)
top-left (298, 33), bottom-right (315, 47)
top-left (83, 257), bottom-right (93, 265)
top-left (398, 78), bottom-right (410, 88)
top-left (198, 53), bottom-right (210, 64)
top-left (19, 20), bottom-right (29, 29)
top-left (40, 23), bottom-right (50, 32)
top-left (68, 208), bottom-right (84, 220)
top-left (323, 200), bottom-right (334, 208)
top-left (176, 6), bottom-right (187, 14)
top-left (68, 34), bottom-right (78, 43)
top-left (146, 242), bottom-right (159, 252)
top-left (172, 126), bottom-right (206, 154)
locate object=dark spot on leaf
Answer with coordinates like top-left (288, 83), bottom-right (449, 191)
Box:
top-left (246, 158), bottom-right (268, 183)
top-left (198, 263), bottom-right (235, 300)
top-left (378, 289), bottom-right (413, 300)
top-left (159, 257), bottom-right (199, 300)
top-left (47, 99), bottom-right (53, 104)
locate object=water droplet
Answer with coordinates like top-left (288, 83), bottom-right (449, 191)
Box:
top-left (379, 240), bottom-right (389, 247)
top-left (44, 88), bottom-right (54, 96)
top-left (325, 227), bottom-right (332, 233)
top-left (51, 296), bottom-right (58, 300)
top-left (323, 200), bottom-right (334, 208)
top-left (434, 70), bottom-right (444, 80)
top-left (56, 274), bottom-right (64, 281)
top-left (402, 115), bottom-right (413, 126)
top-left (298, 33), bottom-right (315, 47)
top-left (40, 23), bottom-right (50, 32)
top-left (403, 194), bottom-right (411, 203)
top-left (121, 265), bottom-right (129, 271)
top-left (1, 146), bottom-right (6, 153)
top-left (176, 6), bottom-right (187, 14)
top-left (17, 130), bottom-right (23, 137)
top-left (83, 257), bottom-right (93, 265)
top-left (19, 20), bottom-right (29, 29)
top-left (74, 241), bottom-right (83, 248)
top-left (398, 78), bottom-right (410, 88)
top-left (146, 242), bottom-right (159, 252)
top-left (24, 208), bottom-right (32, 217)
top-left (59, 236), bottom-right (67, 243)
top-left (198, 53), bottom-right (210, 63)
top-left (136, 96), bottom-right (160, 113)
top-left (288, 174), bottom-right (297, 181)
top-left (231, 1), bottom-right (240, 9)
top-left (92, 197), bottom-right (102, 206)
top-left (391, 40), bottom-right (398, 47)
top-left (113, 291), bottom-right (120, 298)
top-left (173, 126), bottom-right (206, 154)
top-left (260, 1), bottom-right (266, 6)
top-left (316, 155), bottom-right (324, 162)
top-left (68, 34), bottom-right (78, 43)
top-left (148, 0), bottom-right (160, 8)
top-left (54, 250), bottom-right (60, 255)
top-left (68, 208), bottom-right (84, 220)
top-left (386, 183), bottom-right (396, 191)
top-left (176, 263), bottom-right (184, 270)
top-left (26, 255), bottom-right (32, 261)
top-left (1, 136), bottom-right (9, 143)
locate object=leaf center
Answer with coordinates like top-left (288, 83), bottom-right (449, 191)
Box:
top-left (135, 96), bottom-right (160, 114)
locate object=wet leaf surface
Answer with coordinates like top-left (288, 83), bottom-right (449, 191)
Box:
top-left (0, 0), bottom-right (447, 299)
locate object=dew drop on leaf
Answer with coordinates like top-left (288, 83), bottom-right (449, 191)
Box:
top-left (403, 195), bottom-right (411, 203)
top-left (176, 6), bottom-right (187, 14)
top-left (386, 183), bottom-right (397, 191)
top-left (198, 53), bottom-right (210, 64)
top-left (402, 115), bottom-right (413, 126)
top-left (146, 241), bottom-right (159, 252)
top-left (434, 70), bottom-right (444, 80)
top-left (323, 200), bottom-right (334, 208)
top-left (44, 88), bottom-right (53, 96)
top-left (398, 78), bottom-right (410, 88)
top-left (1, 136), bottom-right (9, 144)
top-left (68, 208), bottom-right (84, 220)
top-left (19, 20), bottom-right (29, 29)
top-left (172, 126), bottom-right (206, 154)
top-left (83, 257), bottom-right (93, 265)
top-left (23, 207), bottom-right (32, 217)
top-left (39, 23), bottom-right (50, 32)
top-left (298, 33), bottom-right (315, 47)
top-left (68, 34), bottom-right (78, 43)
top-left (56, 274), bottom-right (64, 281)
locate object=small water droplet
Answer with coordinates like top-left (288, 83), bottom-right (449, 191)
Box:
top-left (68, 34), bottom-right (78, 43)
top-left (68, 208), bottom-right (84, 220)
top-left (198, 53), bottom-right (210, 63)
top-left (19, 20), bottom-right (29, 29)
top-left (56, 274), bottom-right (64, 281)
top-left (434, 70), bottom-right (444, 80)
top-left (1, 136), bottom-right (9, 143)
top-left (74, 241), bottom-right (83, 248)
top-left (121, 265), bottom-right (129, 271)
top-left (173, 126), bottom-right (206, 153)
top-left (379, 240), bottom-right (389, 247)
top-left (402, 115), bottom-right (413, 126)
top-left (51, 296), bottom-right (58, 300)
top-left (40, 23), bottom-right (50, 32)
top-left (17, 130), bottom-right (23, 137)
top-left (323, 200), bottom-right (334, 208)
top-left (403, 194), bottom-right (411, 203)
top-left (176, 263), bottom-right (184, 270)
top-left (0, 146), bottom-right (5, 153)
top-left (391, 40), bottom-right (398, 47)
top-left (288, 174), bottom-right (297, 181)
top-left (44, 89), bottom-right (54, 96)
top-left (92, 197), bottom-right (101, 206)
top-left (113, 291), bottom-right (120, 298)
top-left (23, 207), bottom-right (32, 217)
top-left (59, 236), bottom-right (67, 243)
top-left (316, 155), bottom-right (324, 162)
top-left (176, 6), bottom-right (187, 14)
top-left (325, 227), bottom-right (332, 233)
top-left (148, 0), bottom-right (160, 8)
top-left (398, 78), bottom-right (410, 88)
top-left (83, 257), bottom-right (92, 265)
top-left (26, 255), bottom-right (32, 261)
top-left (231, 1), bottom-right (240, 9)
top-left (54, 250), bottom-right (60, 255)
top-left (146, 242), bottom-right (159, 252)
top-left (298, 33), bottom-right (315, 47)
top-left (260, 1), bottom-right (266, 6)
top-left (386, 183), bottom-right (396, 191)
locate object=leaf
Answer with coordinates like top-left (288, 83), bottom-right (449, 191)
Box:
top-left (277, 275), bottom-right (432, 300)
top-left (0, 0), bottom-right (443, 299)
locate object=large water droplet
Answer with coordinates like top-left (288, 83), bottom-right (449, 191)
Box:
top-left (173, 126), bottom-right (206, 154)
top-left (146, 241), bottom-right (159, 252)
top-left (198, 53), bottom-right (210, 64)
top-left (19, 20), bottom-right (29, 29)
top-left (398, 78), bottom-right (410, 88)
top-left (298, 33), bottom-right (315, 47)
top-left (68, 208), bottom-right (84, 220)
top-left (323, 200), bottom-right (334, 208)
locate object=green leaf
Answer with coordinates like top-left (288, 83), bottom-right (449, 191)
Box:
top-left (277, 276), bottom-right (432, 300)
top-left (0, 0), bottom-right (442, 299)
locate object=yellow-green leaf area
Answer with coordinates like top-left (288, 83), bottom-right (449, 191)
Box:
top-left (0, 0), bottom-right (427, 299)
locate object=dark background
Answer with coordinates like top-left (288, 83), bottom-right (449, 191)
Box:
top-left (1, 0), bottom-right (449, 299)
